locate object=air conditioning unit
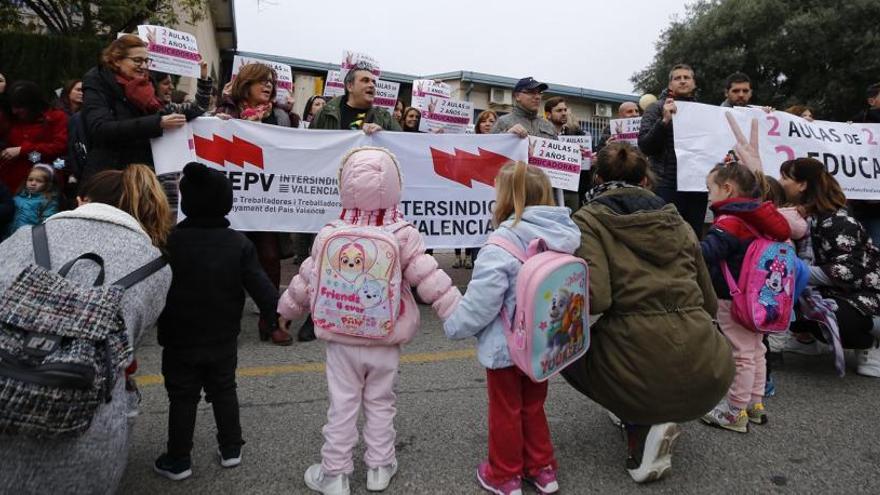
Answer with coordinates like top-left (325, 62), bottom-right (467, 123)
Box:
top-left (595, 103), bottom-right (612, 118)
top-left (490, 87), bottom-right (512, 106)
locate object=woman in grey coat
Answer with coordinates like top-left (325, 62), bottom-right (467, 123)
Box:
top-left (0, 165), bottom-right (172, 494)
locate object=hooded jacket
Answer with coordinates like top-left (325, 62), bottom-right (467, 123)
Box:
top-left (638, 89), bottom-right (695, 190)
top-left (701, 198), bottom-right (792, 300)
top-left (442, 206), bottom-right (580, 369)
top-left (490, 103), bottom-right (558, 139)
top-left (561, 186), bottom-right (734, 425)
top-left (278, 147), bottom-right (461, 346)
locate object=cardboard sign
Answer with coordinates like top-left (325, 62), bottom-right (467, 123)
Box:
top-left (559, 135), bottom-right (593, 170)
top-left (527, 137), bottom-right (581, 191)
top-left (137, 25), bottom-right (200, 78)
top-left (340, 50), bottom-right (380, 82)
top-left (412, 79), bottom-right (452, 114)
top-left (418, 99), bottom-right (473, 134)
top-left (374, 80), bottom-right (400, 112)
top-left (323, 70), bottom-right (345, 98)
top-left (609, 117), bottom-right (641, 146)
top-left (231, 55), bottom-right (293, 104)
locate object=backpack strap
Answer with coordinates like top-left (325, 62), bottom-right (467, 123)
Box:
top-left (31, 223), bottom-right (51, 269)
top-left (112, 257), bottom-right (168, 289)
top-left (715, 214), bottom-right (762, 239)
top-left (485, 236), bottom-right (527, 263)
top-left (715, 215), bottom-right (761, 297)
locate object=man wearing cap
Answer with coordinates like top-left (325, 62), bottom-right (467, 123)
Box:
top-left (491, 77), bottom-right (557, 139)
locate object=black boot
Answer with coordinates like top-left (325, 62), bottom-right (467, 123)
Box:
top-left (298, 315), bottom-right (316, 342)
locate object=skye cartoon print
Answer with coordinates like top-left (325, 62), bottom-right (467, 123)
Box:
top-left (313, 230), bottom-right (399, 339)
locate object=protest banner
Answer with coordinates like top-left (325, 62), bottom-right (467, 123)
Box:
top-left (527, 137), bottom-right (581, 191)
top-left (231, 55), bottom-right (293, 103)
top-left (137, 25), bottom-right (200, 78)
top-left (323, 70), bottom-right (345, 98)
top-left (609, 117), bottom-right (641, 146)
top-left (374, 80), bottom-right (400, 112)
top-left (340, 50), bottom-right (380, 82)
top-left (559, 134), bottom-right (593, 170)
top-left (418, 98), bottom-right (473, 134)
top-left (412, 79), bottom-right (452, 113)
top-left (673, 102), bottom-right (880, 199)
top-left (152, 119), bottom-right (527, 247)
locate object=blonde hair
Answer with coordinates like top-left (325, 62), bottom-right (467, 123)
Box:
top-left (492, 161), bottom-right (554, 227)
top-left (78, 164), bottom-right (173, 247)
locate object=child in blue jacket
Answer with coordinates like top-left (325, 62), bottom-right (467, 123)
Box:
top-left (8, 163), bottom-right (58, 235)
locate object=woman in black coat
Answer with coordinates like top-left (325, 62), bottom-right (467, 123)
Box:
top-left (80, 34), bottom-right (186, 181)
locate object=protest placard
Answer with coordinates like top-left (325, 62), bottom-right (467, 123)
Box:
top-left (340, 50), bottom-right (380, 82)
top-left (559, 134), bottom-right (593, 170)
top-left (527, 137), bottom-right (582, 191)
top-left (673, 102), bottom-right (880, 199)
top-left (374, 80), bottom-right (400, 112)
top-left (418, 99), bottom-right (473, 134)
top-left (152, 120), bottom-right (528, 247)
top-left (232, 55), bottom-right (293, 103)
top-left (137, 25), bottom-right (200, 78)
top-left (323, 70), bottom-right (345, 98)
top-left (411, 79), bottom-right (452, 113)
top-left (609, 117), bottom-right (641, 146)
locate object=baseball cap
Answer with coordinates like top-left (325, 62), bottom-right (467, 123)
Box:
top-left (514, 77), bottom-right (548, 93)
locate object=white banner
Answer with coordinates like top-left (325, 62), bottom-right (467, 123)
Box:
top-left (418, 99), bottom-right (473, 134)
top-left (138, 25), bottom-right (199, 78)
top-left (412, 79), bottom-right (452, 114)
top-left (674, 102), bottom-right (880, 198)
top-left (232, 55), bottom-right (293, 104)
top-left (151, 119), bottom-right (528, 247)
top-left (609, 117), bottom-right (641, 146)
top-left (323, 70), bottom-right (345, 98)
top-left (340, 50), bottom-right (381, 82)
top-left (559, 134), bottom-right (593, 170)
top-left (374, 80), bottom-right (400, 112)
top-left (527, 137), bottom-right (581, 191)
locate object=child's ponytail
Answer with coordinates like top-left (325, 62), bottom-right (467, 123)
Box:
top-left (492, 161), bottom-right (554, 227)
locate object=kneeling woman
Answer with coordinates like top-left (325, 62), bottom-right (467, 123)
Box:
top-left (561, 143), bottom-right (734, 483)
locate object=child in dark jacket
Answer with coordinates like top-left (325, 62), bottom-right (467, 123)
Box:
top-left (699, 162), bottom-right (792, 433)
top-left (153, 162), bottom-right (282, 481)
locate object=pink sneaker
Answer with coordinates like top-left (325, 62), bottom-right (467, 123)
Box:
top-left (476, 461), bottom-right (522, 495)
top-left (524, 466), bottom-right (559, 494)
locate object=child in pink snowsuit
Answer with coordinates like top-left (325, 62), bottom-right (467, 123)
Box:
top-left (278, 146), bottom-right (461, 495)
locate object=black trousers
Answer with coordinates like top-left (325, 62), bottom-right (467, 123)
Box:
top-left (791, 297), bottom-right (875, 349)
top-left (655, 187), bottom-right (708, 239)
top-left (162, 343), bottom-right (243, 458)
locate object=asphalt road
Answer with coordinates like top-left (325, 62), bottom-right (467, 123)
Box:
top-left (120, 253), bottom-right (880, 494)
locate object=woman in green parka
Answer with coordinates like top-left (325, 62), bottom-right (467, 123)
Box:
top-left (561, 142), bottom-right (734, 484)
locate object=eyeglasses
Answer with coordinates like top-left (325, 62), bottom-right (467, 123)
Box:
top-left (520, 89), bottom-right (543, 96)
top-left (125, 57), bottom-right (152, 66)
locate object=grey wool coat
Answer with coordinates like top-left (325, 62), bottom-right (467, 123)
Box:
top-left (0, 202), bottom-right (171, 495)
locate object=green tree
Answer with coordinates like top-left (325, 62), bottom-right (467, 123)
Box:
top-left (632, 0), bottom-right (880, 120)
top-left (0, 0), bottom-right (207, 39)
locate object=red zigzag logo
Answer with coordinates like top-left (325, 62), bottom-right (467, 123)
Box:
top-left (193, 134), bottom-right (265, 169)
top-left (430, 147), bottom-right (512, 188)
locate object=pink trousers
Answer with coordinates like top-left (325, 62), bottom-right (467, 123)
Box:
top-left (717, 300), bottom-right (766, 410)
top-left (321, 342), bottom-right (401, 475)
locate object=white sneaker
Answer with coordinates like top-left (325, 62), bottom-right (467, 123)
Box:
top-left (784, 337), bottom-right (831, 356)
top-left (304, 464), bottom-right (350, 495)
top-left (366, 461), bottom-right (398, 491)
top-left (856, 341), bottom-right (880, 378)
top-left (766, 332), bottom-right (790, 353)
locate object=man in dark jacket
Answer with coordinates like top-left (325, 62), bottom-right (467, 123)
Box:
top-left (638, 63), bottom-right (707, 237)
top-left (309, 62), bottom-right (400, 133)
top-left (154, 162), bottom-right (287, 481)
top-left (852, 82), bottom-right (880, 124)
top-left (720, 72), bottom-right (753, 108)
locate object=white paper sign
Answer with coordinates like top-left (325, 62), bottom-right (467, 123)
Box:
top-left (609, 117), bottom-right (641, 146)
top-left (374, 80), bottom-right (400, 112)
top-left (418, 99), bottom-right (473, 134)
top-left (137, 25), bottom-right (200, 78)
top-left (323, 70), bottom-right (345, 98)
top-left (673, 102), bottom-right (880, 199)
top-left (340, 50), bottom-right (381, 82)
top-left (231, 55), bottom-right (293, 104)
top-left (151, 120), bottom-right (528, 247)
top-left (412, 79), bottom-right (452, 114)
top-left (527, 137), bottom-right (582, 191)
top-left (559, 135), bottom-right (593, 170)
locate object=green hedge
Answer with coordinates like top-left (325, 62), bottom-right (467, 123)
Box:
top-left (0, 32), bottom-right (105, 96)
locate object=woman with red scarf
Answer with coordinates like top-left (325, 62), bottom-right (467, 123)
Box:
top-left (215, 63), bottom-right (294, 346)
top-left (0, 81), bottom-right (68, 192)
top-left (80, 34), bottom-right (186, 182)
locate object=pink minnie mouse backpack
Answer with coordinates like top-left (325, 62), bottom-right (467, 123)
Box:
top-left (486, 236), bottom-right (590, 382)
top-left (718, 216), bottom-right (799, 333)
top-left (311, 220), bottom-right (408, 339)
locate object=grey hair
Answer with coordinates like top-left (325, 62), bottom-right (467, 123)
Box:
top-left (668, 63), bottom-right (694, 82)
top-left (343, 62), bottom-right (377, 88)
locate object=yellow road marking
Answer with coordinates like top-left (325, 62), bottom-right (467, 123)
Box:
top-left (135, 348), bottom-right (476, 387)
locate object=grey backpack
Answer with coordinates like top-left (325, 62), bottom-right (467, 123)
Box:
top-left (0, 224), bottom-right (166, 437)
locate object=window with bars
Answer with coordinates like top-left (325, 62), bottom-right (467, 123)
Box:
top-left (579, 117), bottom-right (610, 147)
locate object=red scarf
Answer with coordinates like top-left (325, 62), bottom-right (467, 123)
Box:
top-left (115, 74), bottom-right (162, 113)
top-left (239, 102), bottom-right (273, 122)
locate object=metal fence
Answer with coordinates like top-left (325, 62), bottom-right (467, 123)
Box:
top-left (579, 117), bottom-right (610, 147)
